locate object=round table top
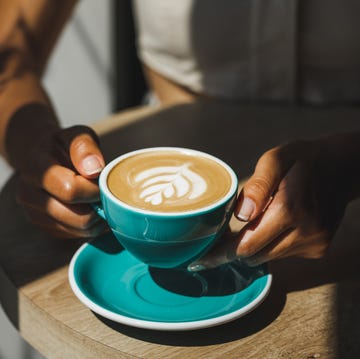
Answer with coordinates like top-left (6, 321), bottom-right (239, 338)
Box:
top-left (1, 102), bottom-right (360, 358)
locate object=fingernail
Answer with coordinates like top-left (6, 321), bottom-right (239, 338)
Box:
top-left (236, 197), bottom-right (255, 221)
top-left (187, 263), bottom-right (207, 272)
top-left (82, 155), bottom-right (103, 175)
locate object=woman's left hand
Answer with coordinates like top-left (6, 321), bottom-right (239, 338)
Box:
top-left (189, 134), bottom-right (360, 271)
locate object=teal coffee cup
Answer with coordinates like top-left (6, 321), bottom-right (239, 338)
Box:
top-left (94, 147), bottom-right (238, 268)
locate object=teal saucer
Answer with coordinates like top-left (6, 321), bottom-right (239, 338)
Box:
top-left (68, 234), bottom-right (272, 331)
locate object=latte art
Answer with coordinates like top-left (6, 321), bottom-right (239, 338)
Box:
top-left (135, 164), bottom-right (207, 205)
top-left (107, 150), bottom-right (232, 212)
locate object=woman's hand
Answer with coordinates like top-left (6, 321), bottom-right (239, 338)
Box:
top-left (189, 134), bottom-right (360, 270)
top-left (14, 123), bottom-right (108, 239)
top-left (0, 0), bottom-right (105, 239)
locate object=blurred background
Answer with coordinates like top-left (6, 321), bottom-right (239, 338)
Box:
top-left (0, 0), bottom-right (145, 357)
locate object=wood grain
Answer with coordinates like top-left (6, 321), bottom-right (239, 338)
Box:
top-left (1, 102), bottom-right (360, 358)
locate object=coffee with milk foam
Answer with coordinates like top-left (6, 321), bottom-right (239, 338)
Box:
top-left (107, 150), bottom-right (232, 212)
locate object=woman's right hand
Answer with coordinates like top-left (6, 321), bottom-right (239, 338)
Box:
top-left (0, 0), bottom-right (104, 239)
top-left (14, 123), bottom-right (108, 239)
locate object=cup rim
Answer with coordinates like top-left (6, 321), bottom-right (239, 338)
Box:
top-left (99, 147), bottom-right (238, 217)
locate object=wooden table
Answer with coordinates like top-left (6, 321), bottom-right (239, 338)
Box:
top-left (1, 102), bottom-right (360, 358)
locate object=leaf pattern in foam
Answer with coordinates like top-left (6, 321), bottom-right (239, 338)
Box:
top-left (134, 164), bottom-right (207, 205)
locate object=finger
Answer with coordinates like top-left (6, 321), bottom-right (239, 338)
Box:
top-left (187, 231), bottom-right (240, 272)
top-left (17, 180), bottom-right (101, 229)
top-left (234, 142), bottom-right (303, 222)
top-left (241, 228), bottom-right (297, 266)
top-left (43, 164), bottom-right (100, 203)
top-left (188, 190), bottom-right (293, 271)
top-left (20, 153), bottom-right (100, 203)
top-left (244, 226), bottom-right (331, 266)
top-left (23, 207), bottom-right (109, 239)
top-left (188, 227), bottom-right (295, 272)
top-left (234, 192), bottom-right (294, 258)
top-left (188, 215), bottom-right (330, 272)
top-left (56, 125), bottom-right (105, 179)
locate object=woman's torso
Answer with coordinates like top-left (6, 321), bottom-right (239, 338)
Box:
top-left (133, 0), bottom-right (360, 104)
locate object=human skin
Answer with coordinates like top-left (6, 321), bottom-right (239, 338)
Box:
top-left (0, 0), bottom-right (107, 238)
top-left (1, 1), bottom-right (360, 264)
top-left (188, 133), bottom-right (360, 270)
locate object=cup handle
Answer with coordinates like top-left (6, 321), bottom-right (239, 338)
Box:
top-left (91, 202), bottom-right (106, 220)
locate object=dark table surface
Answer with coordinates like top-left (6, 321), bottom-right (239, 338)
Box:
top-left (1, 102), bottom-right (359, 358)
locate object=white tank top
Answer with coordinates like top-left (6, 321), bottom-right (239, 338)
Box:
top-left (133, 0), bottom-right (360, 104)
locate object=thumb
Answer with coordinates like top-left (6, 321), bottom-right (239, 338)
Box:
top-left (235, 143), bottom-right (297, 221)
top-left (57, 125), bottom-right (105, 179)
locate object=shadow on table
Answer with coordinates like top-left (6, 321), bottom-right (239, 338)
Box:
top-left (0, 176), bottom-right (83, 330)
top-left (334, 206), bottom-right (360, 358)
top-left (88, 233), bottom-right (282, 345)
top-left (0, 102), bottom-right (359, 351)
top-left (94, 278), bottom-right (285, 346)
top-left (336, 281), bottom-right (360, 358)
top-left (270, 200), bottom-right (360, 358)
top-left (95, 103), bottom-right (360, 349)
top-left (93, 198), bottom-right (360, 350)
